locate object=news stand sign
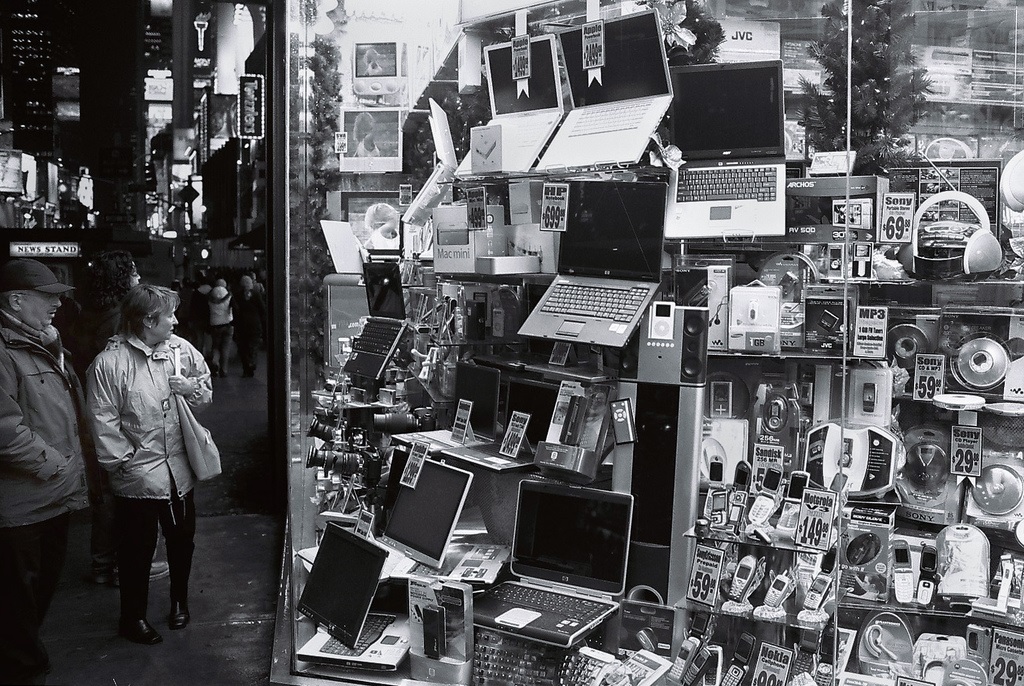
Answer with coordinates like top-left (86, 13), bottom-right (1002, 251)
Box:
top-left (10, 242), bottom-right (81, 258)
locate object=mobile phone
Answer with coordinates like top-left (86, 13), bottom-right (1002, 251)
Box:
top-left (721, 633), bottom-right (756, 686)
top-left (747, 467), bottom-right (783, 526)
top-left (728, 462), bottom-right (752, 532)
top-left (733, 461), bottom-right (751, 491)
top-left (708, 458), bottom-right (725, 483)
top-left (803, 573), bottom-right (834, 612)
top-left (708, 489), bottom-right (728, 527)
top-left (892, 539), bottom-right (914, 604)
top-left (689, 611), bottom-right (715, 641)
top-left (422, 605), bottom-right (446, 659)
top-left (760, 467), bottom-right (783, 496)
top-left (762, 573), bottom-right (795, 608)
top-left (785, 471), bottom-right (810, 502)
top-left (728, 555), bottom-right (765, 604)
top-left (775, 470), bottom-right (811, 536)
top-left (917, 543), bottom-right (937, 605)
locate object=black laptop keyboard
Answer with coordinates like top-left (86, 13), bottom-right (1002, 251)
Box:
top-left (319, 613), bottom-right (395, 656)
top-left (488, 584), bottom-right (607, 623)
top-left (473, 627), bottom-right (566, 686)
top-left (540, 284), bottom-right (648, 322)
top-left (344, 317), bottom-right (405, 379)
top-left (676, 165), bottom-right (777, 202)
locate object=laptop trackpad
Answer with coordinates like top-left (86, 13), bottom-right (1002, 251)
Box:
top-left (496, 608), bottom-right (542, 628)
top-left (710, 206), bottom-right (732, 220)
top-left (557, 321), bottom-right (585, 337)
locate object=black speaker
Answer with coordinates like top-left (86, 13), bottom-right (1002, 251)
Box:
top-left (679, 307), bottom-right (708, 387)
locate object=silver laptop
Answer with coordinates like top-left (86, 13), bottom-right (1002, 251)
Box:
top-left (296, 523), bottom-right (409, 671)
top-left (456, 34), bottom-right (566, 175)
top-left (537, 10), bottom-right (673, 171)
top-left (472, 481), bottom-right (633, 647)
top-left (517, 180), bottom-right (667, 348)
top-left (665, 60), bottom-right (787, 239)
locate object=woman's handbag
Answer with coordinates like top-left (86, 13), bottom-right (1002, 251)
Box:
top-left (175, 395), bottom-right (222, 480)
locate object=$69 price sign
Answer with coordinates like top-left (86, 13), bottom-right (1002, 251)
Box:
top-left (687, 544), bottom-right (725, 608)
top-left (880, 193), bottom-right (915, 244)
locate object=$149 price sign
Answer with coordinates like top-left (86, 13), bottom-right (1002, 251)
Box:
top-left (796, 488), bottom-right (836, 551)
top-left (686, 544), bottom-right (725, 608)
top-left (913, 354), bottom-right (945, 401)
top-left (467, 187), bottom-right (487, 230)
top-left (879, 193), bottom-right (915, 244)
top-left (540, 183), bottom-right (569, 232)
top-left (951, 425), bottom-right (983, 478)
top-left (991, 629), bottom-right (1024, 686)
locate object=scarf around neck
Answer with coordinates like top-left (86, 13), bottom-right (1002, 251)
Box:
top-left (1, 309), bottom-right (65, 367)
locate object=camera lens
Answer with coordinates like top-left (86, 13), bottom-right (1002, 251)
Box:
top-left (372, 413), bottom-right (420, 433)
top-left (307, 417), bottom-right (335, 441)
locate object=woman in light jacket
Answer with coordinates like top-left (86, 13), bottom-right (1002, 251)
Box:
top-left (86, 285), bottom-right (212, 646)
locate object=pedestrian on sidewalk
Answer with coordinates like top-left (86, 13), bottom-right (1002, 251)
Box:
top-left (0, 259), bottom-right (97, 685)
top-left (232, 274), bottom-right (266, 377)
top-left (86, 285), bottom-right (213, 646)
top-left (207, 280), bottom-right (233, 377)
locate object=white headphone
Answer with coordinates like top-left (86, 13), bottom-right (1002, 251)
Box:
top-left (900, 190), bottom-right (1001, 277)
top-left (1001, 149), bottom-right (1024, 212)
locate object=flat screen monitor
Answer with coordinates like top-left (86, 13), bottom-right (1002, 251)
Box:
top-left (505, 378), bottom-right (559, 447)
top-left (454, 362), bottom-right (501, 441)
top-left (297, 522), bottom-right (386, 648)
top-left (380, 459), bottom-right (474, 568)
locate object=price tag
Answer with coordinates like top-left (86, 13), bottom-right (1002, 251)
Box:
top-left (853, 305), bottom-right (888, 359)
top-left (991, 628), bottom-right (1024, 686)
top-left (511, 35), bottom-right (531, 82)
top-left (450, 399), bottom-right (475, 444)
top-left (880, 193), bottom-right (916, 244)
top-left (354, 509), bottom-right (375, 538)
top-left (686, 544), bottom-right (725, 608)
top-left (401, 441), bottom-right (430, 488)
top-left (750, 642), bottom-right (793, 686)
top-left (752, 443), bottom-right (783, 487)
top-left (334, 131), bottom-right (348, 154)
top-left (467, 187), bottom-right (487, 230)
top-left (796, 488), bottom-right (836, 552)
top-left (951, 425), bottom-right (983, 478)
top-left (913, 354), bottom-right (946, 401)
top-left (582, 20), bottom-right (605, 70)
top-left (500, 411), bottom-right (531, 458)
top-left (540, 183), bottom-right (569, 232)
top-left (548, 341), bottom-right (571, 366)
top-left (399, 183), bottom-right (413, 206)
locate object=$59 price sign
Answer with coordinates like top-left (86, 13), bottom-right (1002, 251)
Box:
top-left (796, 488), bottom-right (836, 552)
top-left (880, 193), bottom-right (915, 244)
top-left (467, 187), bottom-right (487, 230)
top-left (686, 544), bottom-right (725, 608)
top-left (951, 425), bottom-right (983, 478)
top-left (540, 183), bottom-right (569, 232)
top-left (750, 642), bottom-right (793, 686)
top-left (991, 629), bottom-right (1024, 686)
top-left (913, 354), bottom-right (945, 401)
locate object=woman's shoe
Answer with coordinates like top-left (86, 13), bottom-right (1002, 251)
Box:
top-left (168, 600), bottom-right (190, 630)
top-left (119, 618), bottom-right (163, 645)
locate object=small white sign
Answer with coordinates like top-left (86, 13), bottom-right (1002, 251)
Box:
top-left (853, 306), bottom-right (888, 359)
top-left (913, 354), bottom-right (946, 401)
top-left (450, 399), bottom-right (475, 444)
top-left (467, 187), bottom-right (487, 230)
top-left (9, 242), bottom-right (81, 258)
top-left (796, 488), bottom-right (836, 552)
top-left (511, 35), bottom-right (531, 82)
top-left (401, 441), bottom-right (430, 488)
top-left (548, 342), bottom-right (571, 367)
top-left (880, 193), bottom-right (916, 244)
top-left (499, 411), bottom-right (531, 458)
top-left (686, 544), bottom-right (725, 608)
top-left (582, 21), bottom-right (605, 70)
top-left (354, 509), bottom-right (375, 538)
top-left (540, 183), bottom-right (569, 232)
top-left (951, 425), bottom-right (983, 478)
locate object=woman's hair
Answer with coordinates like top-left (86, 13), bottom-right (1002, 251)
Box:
top-left (119, 284), bottom-right (180, 338)
top-left (354, 111), bottom-right (376, 140)
top-left (364, 202), bottom-right (399, 231)
top-left (83, 250), bottom-right (137, 310)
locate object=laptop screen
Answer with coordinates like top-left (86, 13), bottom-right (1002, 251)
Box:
top-left (363, 261), bottom-right (405, 319)
top-left (558, 181), bottom-right (667, 281)
top-left (670, 60), bottom-right (785, 160)
top-left (559, 10), bottom-right (671, 107)
top-left (455, 361), bottom-right (501, 440)
top-left (485, 35), bottom-right (561, 115)
top-left (380, 459), bottom-right (473, 568)
top-left (512, 481), bottom-right (632, 595)
top-left (297, 523), bottom-right (385, 648)
top-left (506, 378), bottom-right (559, 447)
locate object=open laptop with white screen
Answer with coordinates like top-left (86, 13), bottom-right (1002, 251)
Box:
top-left (456, 34), bottom-right (566, 175)
top-left (296, 523), bottom-right (409, 670)
top-left (537, 10), bottom-right (672, 171)
top-left (517, 180), bottom-right (667, 348)
top-left (665, 60), bottom-right (787, 238)
top-left (472, 481), bottom-right (633, 647)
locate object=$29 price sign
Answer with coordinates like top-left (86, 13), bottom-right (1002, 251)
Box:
top-left (951, 425), bottom-right (983, 478)
top-left (796, 488), bottom-right (836, 551)
top-left (686, 544), bottom-right (724, 608)
top-left (880, 193), bottom-right (915, 244)
top-left (540, 183), bottom-right (569, 232)
top-left (913, 354), bottom-right (945, 401)
top-left (991, 629), bottom-right (1024, 686)
top-left (467, 187), bottom-right (487, 230)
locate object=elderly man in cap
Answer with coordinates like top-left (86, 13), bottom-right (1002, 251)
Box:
top-left (0, 259), bottom-right (94, 685)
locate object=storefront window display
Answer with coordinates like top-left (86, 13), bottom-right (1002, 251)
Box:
top-left (277, 1), bottom-right (1024, 684)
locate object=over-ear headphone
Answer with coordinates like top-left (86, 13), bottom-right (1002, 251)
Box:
top-left (898, 190), bottom-right (1002, 279)
top-left (1002, 149), bottom-right (1024, 212)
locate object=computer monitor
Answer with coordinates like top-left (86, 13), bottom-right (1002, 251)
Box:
top-left (380, 459), bottom-right (474, 568)
top-left (454, 361), bottom-right (501, 441)
top-left (352, 42), bottom-right (403, 96)
top-left (297, 522), bottom-right (386, 648)
top-left (505, 378), bottom-right (559, 447)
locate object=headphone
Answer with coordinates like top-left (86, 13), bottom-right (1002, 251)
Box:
top-left (898, 190), bottom-right (1002, 279)
top-left (1002, 149), bottom-right (1024, 212)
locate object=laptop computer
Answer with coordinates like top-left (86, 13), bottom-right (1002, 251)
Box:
top-left (473, 481), bottom-right (633, 647)
top-left (456, 34), bottom-right (566, 175)
top-left (517, 180), bottom-right (667, 348)
top-left (397, 361), bottom-right (501, 450)
top-left (537, 10), bottom-right (672, 171)
top-left (363, 261), bottom-right (405, 319)
top-left (443, 377), bottom-right (559, 472)
top-left (320, 220), bottom-right (365, 274)
top-left (296, 523), bottom-right (410, 670)
top-left (664, 60), bottom-right (787, 239)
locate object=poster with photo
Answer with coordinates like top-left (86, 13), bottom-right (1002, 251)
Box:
top-left (338, 108), bottom-right (404, 172)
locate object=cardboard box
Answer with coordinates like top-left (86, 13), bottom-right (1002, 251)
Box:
top-left (839, 505), bottom-right (895, 601)
top-left (432, 204), bottom-right (509, 274)
top-left (803, 284), bottom-right (849, 353)
top-left (508, 181), bottom-right (544, 225)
